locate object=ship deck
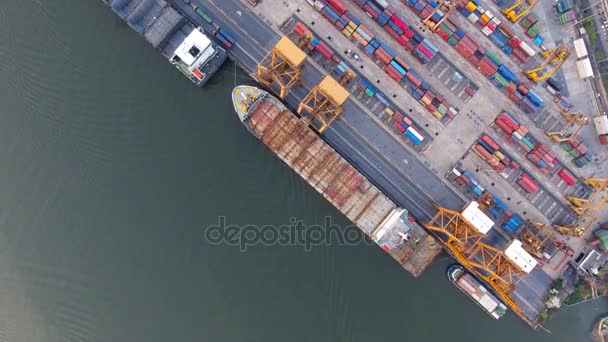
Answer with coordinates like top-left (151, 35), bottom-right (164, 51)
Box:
top-left (244, 96), bottom-right (442, 277)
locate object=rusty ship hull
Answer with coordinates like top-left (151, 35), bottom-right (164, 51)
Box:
top-left (232, 85), bottom-right (441, 277)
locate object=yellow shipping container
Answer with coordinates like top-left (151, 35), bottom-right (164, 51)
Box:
top-left (348, 21), bottom-right (358, 29)
top-left (433, 111), bottom-right (443, 119)
top-left (480, 13), bottom-right (490, 23)
top-left (494, 151), bottom-right (505, 160)
top-left (465, 1), bottom-right (477, 12)
top-left (422, 96), bottom-right (432, 105)
top-left (384, 108), bottom-right (394, 116)
top-left (342, 27), bottom-right (354, 37)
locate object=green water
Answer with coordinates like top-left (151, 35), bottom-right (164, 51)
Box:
top-left (0, 1), bottom-right (604, 341)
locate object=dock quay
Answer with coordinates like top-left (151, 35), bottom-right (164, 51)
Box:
top-left (100, 0), bottom-right (608, 329)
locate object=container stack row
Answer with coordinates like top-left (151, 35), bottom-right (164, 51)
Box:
top-left (387, 107), bottom-right (426, 145)
top-left (472, 134), bottom-right (517, 173)
top-left (501, 215), bottom-right (523, 236)
top-left (517, 173), bottom-right (538, 194)
top-left (457, 0), bottom-right (537, 63)
top-left (559, 135), bottom-right (593, 168)
top-left (399, 0), bottom-right (545, 114)
top-left (310, 0), bottom-right (459, 122)
top-left (293, 21), bottom-right (429, 147)
top-left (520, 13), bottom-right (543, 42)
top-left (452, 167), bottom-right (525, 237)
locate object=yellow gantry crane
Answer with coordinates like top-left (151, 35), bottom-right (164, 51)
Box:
top-left (546, 112), bottom-right (590, 142)
top-left (256, 35), bottom-right (310, 99)
top-left (297, 75), bottom-right (350, 133)
top-left (554, 212), bottom-right (597, 237)
top-left (502, 0), bottom-right (539, 22)
top-left (425, 206), bottom-right (525, 316)
top-left (422, 0), bottom-right (456, 31)
top-left (567, 178), bottom-right (608, 214)
top-left (522, 221), bottom-right (554, 256)
top-left (524, 45), bottom-right (571, 83)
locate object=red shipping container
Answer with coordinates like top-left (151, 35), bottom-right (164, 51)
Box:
top-left (396, 35), bottom-right (407, 46)
top-left (481, 135), bottom-right (500, 150)
top-left (600, 135), bottom-right (608, 144)
top-left (392, 111), bottom-right (404, 123)
top-left (474, 144), bottom-right (495, 164)
top-left (557, 169), bottom-right (576, 186)
top-left (511, 160), bottom-right (520, 169)
top-left (390, 14), bottom-right (408, 31)
top-left (396, 124), bottom-right (406, 133)
top-left (437, 29), bottom-right (450, 40)
top-left (406, 72), bottom-right (422, 87)
top-left (577, 143), bottom-right (588, 154)
top-left (385, 65), bottom-right (403, 81)
top-left (315, 42), bottom-right (334, 59)
top-left (512, 47), bottom-right (530, 63)
top-left (495, 118), bottom-right (514, 133)
top-left (508, 37), bottom-right (522, 48)
top-left (497, 24), bottom-right (514, 38)
top-left (327, 0), bottom-right (347, 15)
top-left (499, 115), bottom-right (519, 130)
top-left (403, 27), bottom-right (415, 39)
top-left (405, 40), bottom-right (416, 52)
top-left (363, 5), bottom-right (380, 19)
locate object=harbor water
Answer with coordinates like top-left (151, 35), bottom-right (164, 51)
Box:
top-left (0, 0), bottom-right (605, 341)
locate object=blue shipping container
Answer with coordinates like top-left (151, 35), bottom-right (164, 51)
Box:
top-left (527, 91), bottom-right (544, 107)
top-left (405, 129), bottom-right (422, 145)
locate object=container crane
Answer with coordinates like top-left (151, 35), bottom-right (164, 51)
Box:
top-left (422, 0), bottom-right (456, 31)
top-left (298, 75), bottom-right (350, 133)
top-left (566, 178), bottom-right (608, 215)
top-left (553, 211), bottom-right (597, 237)
top-left (546, 112), bottom-right (590, 142)
top-left (256, 36), bottom-right (310, 99)
top-left (524, 45), bottom-right (571, 83)
top-left (522, 221), bottom-right (554, 256)
top-left (502, 0), bottom-right (539, 23)
top-left (424, 205), bottom-right (525, 318)
top-left (477, 192), bottom-right (494, 211)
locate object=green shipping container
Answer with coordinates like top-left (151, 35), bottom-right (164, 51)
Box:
top-left (448, 36), bottom-right (459, 45)
top-left (560, 142), bottom-right (573, 151)
top-left (365, 89), bottom-right (374, 97)
top-left (486, 52), bottom-right (502, 67)
top-left (494, 72), bottom-right (509, 87)
top-left (439, 23), bottom-right (453, 36)
top-left (569, 149), bottom-right (581, 158)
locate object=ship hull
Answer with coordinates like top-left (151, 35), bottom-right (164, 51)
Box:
top-left (448, 264), bottom-right (508, 319)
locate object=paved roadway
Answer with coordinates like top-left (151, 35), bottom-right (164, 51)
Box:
top-left (168, 0), bottom-right (466, 221)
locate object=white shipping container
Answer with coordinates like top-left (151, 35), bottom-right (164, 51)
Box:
top-left (577, 58), bottom-right (594, 78)
top-left (491, 17), bottom-right (501, 26)
top-left (406, 126), bottom-right (425, 142)
top-left (449, 107), bottom-right (458, 116)
top-left (375, 0), bottom-right (389, 9)
top-left (452, 168), bottom-right (462, 176)
top-left (574, 38), bottom-right (588, 58)
top-left (477, 6), bottom-right (486, 14)
top-left (482, 26), bottom-right (494, 36)
top-left (512, 131), bottom-right (523, 140)
top-left (480, 294), bottom-right (499, 312)
top-left (468, 13), bottom-right (480, 23)
top-left (485, 10), bottom-right (493, 19)
top-left (519, 41), bottom-right (536, 57)
top-left (307, 0), bottom-right (315, 5)
top-left (593, 115), bottom-right (608, 135)
top-left (314, 1), bottom-right (325, 11)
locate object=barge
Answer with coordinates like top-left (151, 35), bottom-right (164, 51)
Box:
top-left (104, 0), bottom-right (227, 86)
top-left (448, 264), bottom-right (508, 319)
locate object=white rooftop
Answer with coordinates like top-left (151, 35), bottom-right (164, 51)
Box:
top-left (461, 201), bottom-right (494, 234)
top-left (593, 115), bottom-right (608, 135)
top-left (173, 28), bottom-right (214, 66)
top-left (505, 240), bottom-right (537, 273)
top-left (573, 38), bottom-right (588, 59)
top-left (576, 58), bottom-right (594, 79)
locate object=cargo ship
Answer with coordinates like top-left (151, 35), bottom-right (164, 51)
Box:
top-left (448, 264), bottom-right (508, 319)
top-left (232, 85), bottom-right (442, 277)
top-left (103, 0), bottom-right (226, 86)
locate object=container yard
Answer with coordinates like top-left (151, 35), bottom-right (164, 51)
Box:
top-left (100, 0), bottom-right (608, 330)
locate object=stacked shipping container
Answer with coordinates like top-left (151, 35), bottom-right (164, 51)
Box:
top-left (396, 0), bottom-right (546, 115)
top-left (311, 0), bottom-right (459, 122)
top-left (293, 21), bottom-right (429, 146)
